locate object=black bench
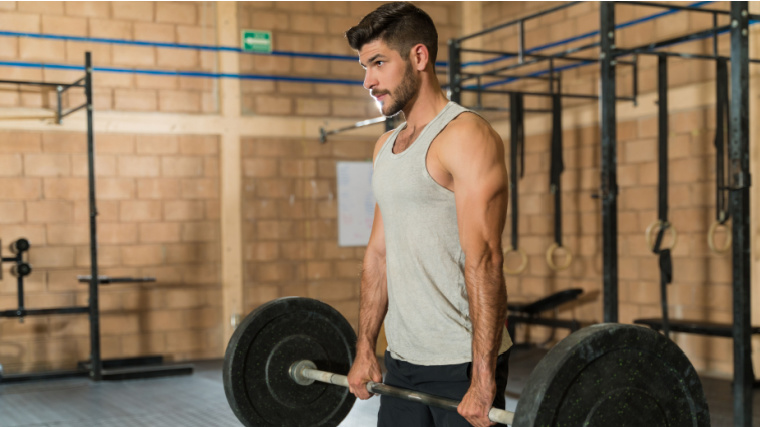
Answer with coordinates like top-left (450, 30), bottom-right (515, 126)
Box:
top-left (634, 318), bottom-right (760, 338)
top-left (634, 318), bottom-right (760, 386)
top-left (507, 288), bottom-right (583, 344)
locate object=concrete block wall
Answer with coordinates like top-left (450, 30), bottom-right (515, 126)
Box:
top-left (0, 0), bottom-right (751, 380)
top-left (0, 1), bottom-right (218, 114)
top-left (240, 135), bottom-right (376, 331)
top-left (0, 1), bottom-right (464, 373)
top-left (238, 1), bottom-right (462, 118)
top-left (0, 130), bottom-right (221, 373)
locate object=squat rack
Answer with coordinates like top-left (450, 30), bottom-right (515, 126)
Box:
top-left (0, 53), bottom-right (188, 382)
top-left (0, 52), bottom-right (104, 381)
top-left (447, 2), bottom-right (756, 426)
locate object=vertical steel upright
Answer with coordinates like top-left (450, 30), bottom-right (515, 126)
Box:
top-left (84, 52), bottom-right (102, 381)
top-left (599, 3), bottom-right (619, 322)
top-left (448, 40), bottom-right (462, 104)
top-left (729, 3), bottom-right (752, 426)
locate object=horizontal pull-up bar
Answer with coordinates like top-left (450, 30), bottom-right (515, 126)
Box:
top-left (319, 116), bottom-right (387, 144)
top-left (632, 50), bottom-right (760, 64)
top-left (615, 24), bottom-right (731, 57)
top-left (456, 2), bottom-right (581, 43)
top-left (616, 1), bottom-right (730, 15)
top-left (460, 87), bottom-right (635, 102)
top-left (0, 79), bottom-right (84, 88)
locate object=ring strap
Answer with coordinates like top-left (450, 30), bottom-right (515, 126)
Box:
top-left (509, 93), bottom-right (525, 251)
top-left (656, 56), bottom-right (672, 339)
top-left (550, 93), bottom-right (565, 248)
top-left (714, 58), bottom-right (730, 225)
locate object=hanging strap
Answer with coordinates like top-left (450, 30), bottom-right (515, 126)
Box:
top-left (714, 58), bottom-right (731, 225)
top-left (654, 55), bottom-right (673, 340)
top-left (509, 93), bottom-right (525, 250)
top-left (550, 94), bottom-right (564, 247)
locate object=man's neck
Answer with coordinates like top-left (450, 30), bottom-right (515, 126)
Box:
top-left (401, 79), bottom-right (450, 130)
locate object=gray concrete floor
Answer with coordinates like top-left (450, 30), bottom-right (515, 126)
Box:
top-left (0, 347), bottom-right (757, 426)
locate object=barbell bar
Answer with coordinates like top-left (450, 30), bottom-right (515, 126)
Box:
top-left (223, 297), bottom-right (711, 427)
top-left (289, 360), bottom-right (514, 425)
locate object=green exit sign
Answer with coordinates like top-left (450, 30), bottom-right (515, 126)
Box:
top-left (241, 30), bottom-right (272, 53)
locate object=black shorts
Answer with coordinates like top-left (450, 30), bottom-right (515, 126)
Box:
top-left (377, 349), bottom-right (511, 427)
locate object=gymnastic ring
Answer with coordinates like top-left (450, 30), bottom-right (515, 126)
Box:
top-left (645, 220), bottom-right (678, 252)
top-left (503, 246), bottom-right (528, 275)
top-left (546, 243), bottom-right (573, 271)
top-left (708, 220), bottom-right (732, 255)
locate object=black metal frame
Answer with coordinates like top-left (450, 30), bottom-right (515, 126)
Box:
top-left (0, 53), bottom-right (103, 382)
top-left (728, 3), bottom-right (752, 424)
top-left (0, 53), bottom-right (192, 384)
top-left (448, 2), bottom-right (755, 425)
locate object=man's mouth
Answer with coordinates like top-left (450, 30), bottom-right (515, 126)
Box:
top-left (372, 91), bottom-right (389, 101)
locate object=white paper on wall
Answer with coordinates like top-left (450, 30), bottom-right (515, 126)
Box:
top-left (337, 161), bottom-right (375, 247)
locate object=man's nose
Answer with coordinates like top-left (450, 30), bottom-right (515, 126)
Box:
top-left (363, 69), bottom-right (376, 91)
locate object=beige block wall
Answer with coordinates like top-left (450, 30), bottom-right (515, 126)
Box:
top-left (0, 1), bottom-right (217, 114)
top-left (0, 1), bottom-right (464, 373)
top-left (240, 136), bottom-right (376, 329)
top-left (0, 130), bottom-right (221, 373)
top-left (0, 0), bottom-right (755, 380)
top-left (237, 1), bottom-right (462, 118)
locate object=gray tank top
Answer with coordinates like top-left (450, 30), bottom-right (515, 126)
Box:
top-left (373, 102), bottom-right (512, 365)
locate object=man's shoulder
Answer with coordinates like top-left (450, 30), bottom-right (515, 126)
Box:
top-left (440, 110), bottom-right (501, 147)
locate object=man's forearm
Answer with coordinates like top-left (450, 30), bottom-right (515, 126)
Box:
top-left (357, 254), bottom-right (388, 357)
top-left (465, 249), bottom-right (507, 385)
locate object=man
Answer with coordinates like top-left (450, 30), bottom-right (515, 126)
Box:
top-left (345, 3), bottom-right (512, 427)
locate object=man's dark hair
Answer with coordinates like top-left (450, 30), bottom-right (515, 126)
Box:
top-left (346, 2), bottom-right (438, 64)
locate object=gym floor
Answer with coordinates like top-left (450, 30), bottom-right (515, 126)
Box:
top-left (0, 347), bottom-right (756, 427)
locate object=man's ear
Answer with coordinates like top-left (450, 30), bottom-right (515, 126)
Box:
top-left (408, 43), bottom-right (429, 71)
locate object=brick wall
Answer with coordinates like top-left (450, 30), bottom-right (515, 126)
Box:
top-left (0, 0), bottom-right (749, 379)
top-left (0, 1), bottom-right (217, 114)
top-left (240, 136), bottom-right (376, 331)
top-left (0, 130), bottom-right (221, 373)
top-left (0, 1), bottom-right (465, 374)
top-left (238, 1), bottom-right (462, 118)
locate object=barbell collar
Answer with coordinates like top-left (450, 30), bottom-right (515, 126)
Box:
top-left (291, 361), bottom-right (515, 426)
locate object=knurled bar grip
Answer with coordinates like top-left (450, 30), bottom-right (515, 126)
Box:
top-left (290, 360), bottom-right (514, 426)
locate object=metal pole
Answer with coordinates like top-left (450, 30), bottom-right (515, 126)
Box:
top-left (16, 272), bottom-right (24, 319)
top-left (518, 20), bottom-right (525, 64)
top-left (729, 3), bottom-right (752, 426)
top-left (599, 2), bottom-right (619, 323)
top-left (84, 51), bottom-right (102, 381)
top-left (56, 86), bottom-right (63, 125)
top-left (448, 39), bottom-right (462, 104)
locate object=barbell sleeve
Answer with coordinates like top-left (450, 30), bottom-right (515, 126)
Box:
top-left (290, 360), bottom-right (515, 426)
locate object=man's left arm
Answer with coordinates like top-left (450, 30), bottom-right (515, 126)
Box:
top-left (443, 116), bottom-right (509, 427)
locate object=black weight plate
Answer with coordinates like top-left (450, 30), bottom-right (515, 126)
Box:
top-left (223, 297), bottom-right (357, 427)
top-left (513, 323), bottom-right (710, 427)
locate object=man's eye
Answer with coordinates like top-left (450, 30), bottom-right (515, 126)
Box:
top-left (375, 61), bottom-right (384, 67)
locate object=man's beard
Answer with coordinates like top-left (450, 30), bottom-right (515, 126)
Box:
top-left (378, 62), bottom-right (418, 117)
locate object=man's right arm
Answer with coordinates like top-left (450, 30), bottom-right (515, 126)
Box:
top-left (347, 134), bottom-right (390, 400)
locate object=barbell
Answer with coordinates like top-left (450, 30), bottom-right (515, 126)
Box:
top-left (223, 297), bottom-right (710, 427)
